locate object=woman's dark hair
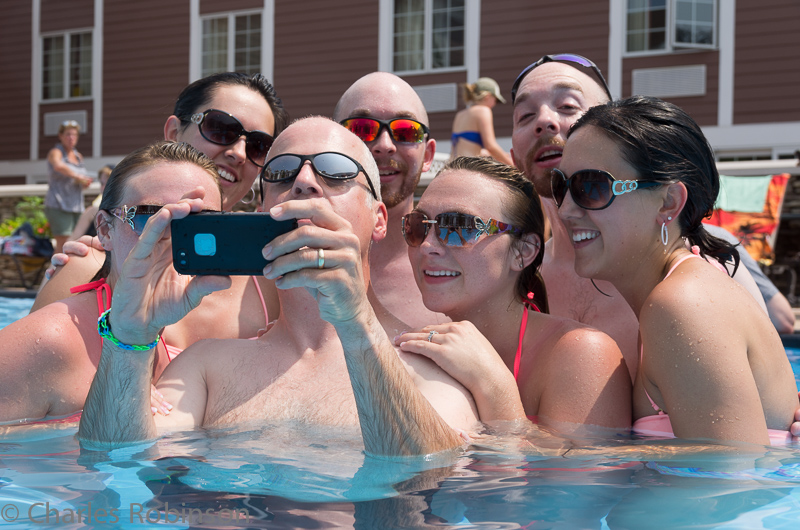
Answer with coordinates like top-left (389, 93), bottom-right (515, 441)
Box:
top-left (440, 156), bottom-right (549, 313)
top-left (93, 141), bottom-right (221, 280)
top-left (173, 72), bottom-right (289, 137)
top-left (569, 95), bottom-right (739, 273)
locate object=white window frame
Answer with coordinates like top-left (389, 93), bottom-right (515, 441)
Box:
top-left (389, 0), bottom-right (468, 75)
top-left (624, 0), bottom-right (717, 57)
top-left (40, 28), bottom-right (94, 103)
top-left (379, 0), bottom-right (478, 79)
top-left (200, 9), bottom-right (263, 76)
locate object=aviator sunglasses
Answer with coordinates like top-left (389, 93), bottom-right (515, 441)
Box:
top-left (551, 168), bottom-right (662, 210)
top-left (510, 53), bottom-right (613, 104)
top-left (108, 205), bottom-right (163, 235)
top-left (340, 117), bottom-right (429, 144)
top-left (186, 109), bottom-right (274, 167)
top-left (402, 211), bottom-right (522, 248)
top-left (260, 152), bottom-right (378, 200)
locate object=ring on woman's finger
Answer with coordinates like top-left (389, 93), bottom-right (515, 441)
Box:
top-left (427, 330), bottom-right (439, 342)
top-left (317, 248), bottom-right (325, 269)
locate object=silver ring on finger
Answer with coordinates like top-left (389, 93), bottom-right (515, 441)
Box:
top-left (317, 248), bottom-right (325, 269)
top-left (426, 330), bottom-right (439, 342)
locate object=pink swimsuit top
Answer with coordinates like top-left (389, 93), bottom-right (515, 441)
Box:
top-left (158, 276), bottom-right (270, 358)
top-left (513, 293), bottom-right (541, 423)
top-left (70, 276), bottom-right (269, 361)
top-left (632, 251), bottom-right (791, 445)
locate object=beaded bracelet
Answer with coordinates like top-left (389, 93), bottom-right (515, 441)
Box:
top-left (97, 309), bottom-right (160, 351)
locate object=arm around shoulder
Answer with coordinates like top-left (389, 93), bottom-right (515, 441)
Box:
top-left (32, 246), bottom-right (106, 312)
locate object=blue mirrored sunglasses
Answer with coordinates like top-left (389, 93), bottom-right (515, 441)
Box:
top-left (108, 205), bottom-right (163, 235)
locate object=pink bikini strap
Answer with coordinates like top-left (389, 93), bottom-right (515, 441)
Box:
top-left (250, 275), bottom-right (269, 327)
top-left (664, 252), bottom-right (702, 279)
top-left (639, 341), bottom-right (666, 414)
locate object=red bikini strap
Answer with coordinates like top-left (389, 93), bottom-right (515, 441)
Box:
top-left (70, 278), bottom-right (111, 314)
top-left (514, 293), bottom-right (539, 379)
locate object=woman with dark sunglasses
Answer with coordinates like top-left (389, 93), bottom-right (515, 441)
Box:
top-left (395, 157), bottom-right (631, 431)
top-left (557, 96), bottom-right (797, 445)
top-left (0, 142), bottom-right (224, 422)
top-left (33, 73), bottom-right (288, 357)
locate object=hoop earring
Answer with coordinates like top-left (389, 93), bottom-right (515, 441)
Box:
top-left (661, 216), bottom-right (672, 246)
top-left (240, 187), bottom-right (256, 205)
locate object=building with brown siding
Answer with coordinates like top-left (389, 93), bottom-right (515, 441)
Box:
top-left (1, 0), bottom-right (798, 185)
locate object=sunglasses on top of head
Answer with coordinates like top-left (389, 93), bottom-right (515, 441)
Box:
top-left (510, 53), bottom-right (613, 104)
top-left (259, 152), bottom-right (378, 200)
top-left (402, 211), bottom-right (522, 248)
top-left (340, 117), bottom-right (429, 144)
top-left (551, 168), bottom-right (662, 210)
top-left (186, 109), bottom-right (274, 167)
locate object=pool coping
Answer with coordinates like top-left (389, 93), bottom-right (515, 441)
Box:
top-left (0, 288), bottom-right (37, 298)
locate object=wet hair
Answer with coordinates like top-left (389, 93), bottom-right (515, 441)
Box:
top-left (440, 156), bottom-right (549, 313)
top-left (173, 72), bottom-right (289, 137)
top-left (569, 95), bottom-right (739, 273)
top-left (93, 141), bottom-right (221, 280)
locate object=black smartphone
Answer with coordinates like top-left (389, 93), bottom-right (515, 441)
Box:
top-left (171, 212), bottom-right (297, 275)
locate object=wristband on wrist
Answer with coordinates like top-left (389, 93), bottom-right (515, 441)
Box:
top-left (97, 309), bottom-right (159, 351)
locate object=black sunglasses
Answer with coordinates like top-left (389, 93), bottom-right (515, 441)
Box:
top-left (511, 53), bottom-right (613, 104)
top-left (260, 152), bottom-right (378, 200)
top-left (551, 168), bottom-right (662, 210)
top-left (340, 117), bottom-right (429, 144)
top-left (402, 211), bottom-right (522, 248)
top-left (186, 109), bottom-right (274, 167)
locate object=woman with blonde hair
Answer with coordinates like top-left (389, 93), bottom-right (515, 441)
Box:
top-left (449, 78), bottom-right (513, 165)
top-left (44, 120), bottom-right (93, 253)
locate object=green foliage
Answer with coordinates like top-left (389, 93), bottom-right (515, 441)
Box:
top-left (0, 197), bottom-right (51, 238)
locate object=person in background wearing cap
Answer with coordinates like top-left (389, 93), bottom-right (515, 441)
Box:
top-left (450, 77), bottom-right (514, 166)
top-left (45, 120), bottom-right (93, 254)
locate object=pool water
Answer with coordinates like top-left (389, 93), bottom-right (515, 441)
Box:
top-left (2, 299), bottom-right (800, 528)
top-left (0, 296), bottom-right (34, 327)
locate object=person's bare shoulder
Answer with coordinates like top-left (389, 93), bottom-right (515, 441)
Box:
top-left (535, 314), bottom-right (626, 372)
top-left (533, 317), bottom-right (631, 428)
top-left (0, 298), bottom-right (97, 420)
top-left (157, 336), bottom-right (266, 394)
top-left (397, 348), bottom-right (481, 429)
top-left (31, 247), bottom-right (106, 311)
top-left (642, 261), bottom-right (754, 337)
